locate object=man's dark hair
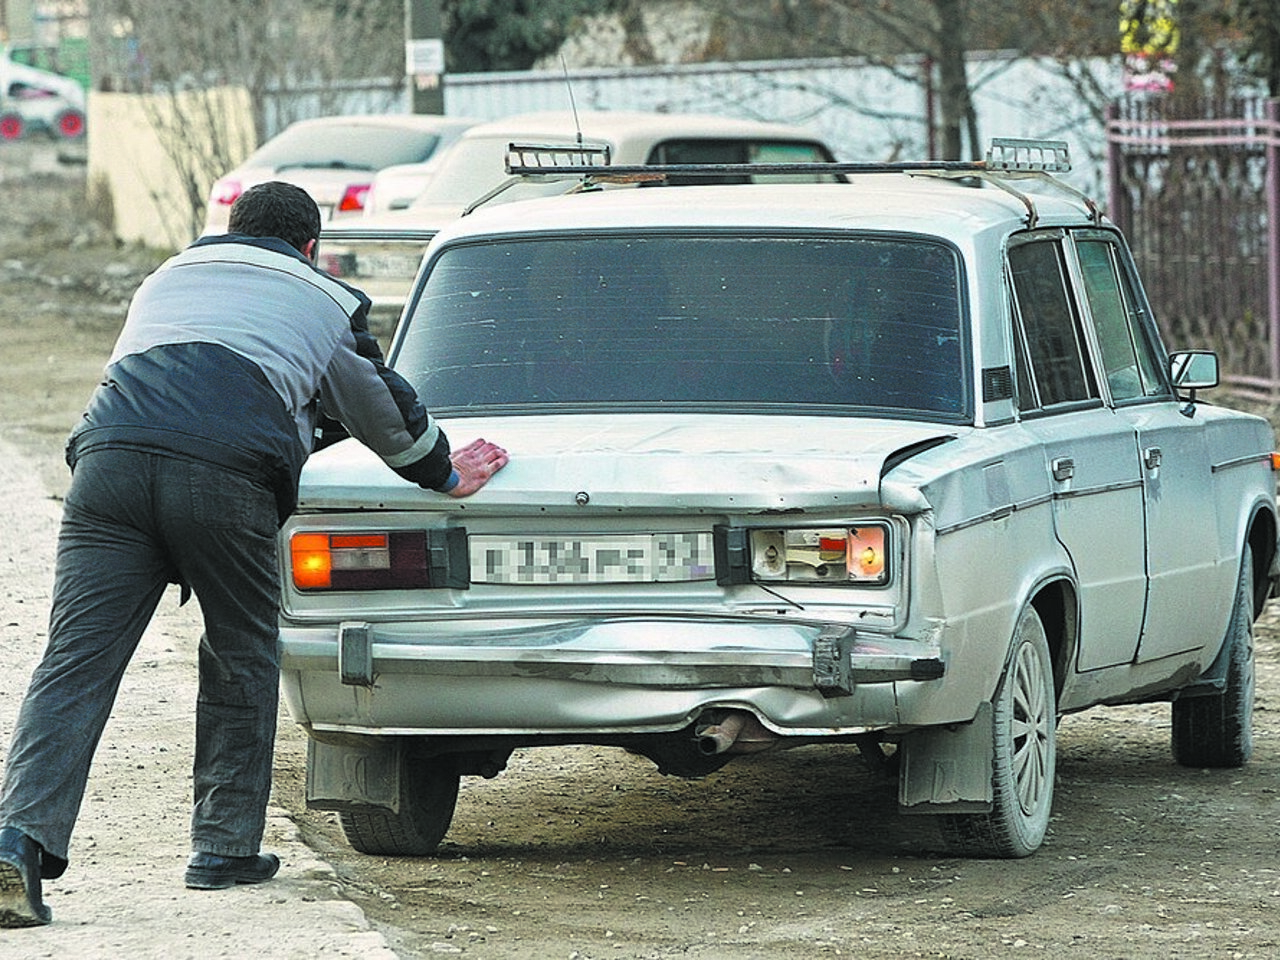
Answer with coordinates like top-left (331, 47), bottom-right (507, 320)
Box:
top-left (227, 181), bottom-right (322, 254)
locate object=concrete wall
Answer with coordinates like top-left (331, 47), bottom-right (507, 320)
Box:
top-left (87, 87), bottom-right (254, 251)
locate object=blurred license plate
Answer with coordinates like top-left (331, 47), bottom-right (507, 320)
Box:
top-left (470, 533), bottom-right (716, 584)
top-left (355, 251), bottom-right (423, 279)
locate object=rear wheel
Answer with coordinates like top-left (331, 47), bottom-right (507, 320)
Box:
top-left (939, 604), bottom-right (1056, 858)
top-left (1172, 547), bottom-right (1255, 768)
top-left (54, 108), bottom-right (85, 140)
top-left (339, 755), bottom-right (460, 856)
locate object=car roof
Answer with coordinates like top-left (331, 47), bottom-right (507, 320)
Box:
top-left (427, 174), bottom-right (1100, 248)
top-left (451, 110), bottom-right (830, 149)
top-left (281, 114), bottom-right (479, 133)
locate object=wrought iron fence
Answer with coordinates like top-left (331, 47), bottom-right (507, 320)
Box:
top-left (1106, 97), bottom-right (1280, 401)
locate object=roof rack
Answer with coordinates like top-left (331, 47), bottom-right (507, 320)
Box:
top-left (483, 137), bottom-right (1100, 227)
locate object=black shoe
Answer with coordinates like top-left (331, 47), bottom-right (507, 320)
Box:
top-left (184, 851), bottom-right (280, 890)
top-left (0, 827), bottom-right (52, 927)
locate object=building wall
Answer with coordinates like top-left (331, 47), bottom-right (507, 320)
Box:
top-left (88, 87), bottom-right (254, 249)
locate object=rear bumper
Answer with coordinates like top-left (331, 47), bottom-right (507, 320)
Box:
top-left (279, 617), bottom-right (944, 737)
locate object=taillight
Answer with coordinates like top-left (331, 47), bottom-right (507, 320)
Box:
top-left (337, 183), bottom-right (371, 213)
top-left (210, 178), bottom-right (242, 207)
top-left (290, 529), bottom-right (469, 591)
top-left (714, 523), bottom-right (892, 586)
top-left (749, 526), bottom-right (889, 584)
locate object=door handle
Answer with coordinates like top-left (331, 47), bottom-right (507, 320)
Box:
top-left (1051, 457), bottom-right (1075, 482)
top-left (1144, 446), bottom-right (1162, 470)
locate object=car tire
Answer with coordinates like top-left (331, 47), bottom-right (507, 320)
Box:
top-left (0, 113), bottom-right (24, 141)
top-left (1171, 546), bottom-right (1255, 768)
top-left (53, 108), bottom-right (85, 140)
top-left (339, 755), bottom-right (461, 856)
top-left (938, 604), bottom-right (1056, 858)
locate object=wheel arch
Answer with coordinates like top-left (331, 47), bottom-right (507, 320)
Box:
top-left (1245, 502), bottom-right (1277, 617)
top-left (1028, 576), bottom-right (1076, 704)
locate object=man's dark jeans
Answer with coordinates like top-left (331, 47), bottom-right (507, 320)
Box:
top-left (0, 448), bottom-right (281, 864)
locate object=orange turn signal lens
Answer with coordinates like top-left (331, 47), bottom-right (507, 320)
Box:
top-left (289, 530), bottom-right (465, 592)
top-left (848, 526), bottom-right (887, 578)
top-left (1270, 452), bottom-right (1280, 471)
top-left (291, 533), bottom-right (333, 589)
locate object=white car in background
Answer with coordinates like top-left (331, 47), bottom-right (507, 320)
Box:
top-left (202, 113), bottom-right (477, 234)
top-left (0, 52), bottom-right (86, 140)
top-left (319, 110), bottom-right (840, 323)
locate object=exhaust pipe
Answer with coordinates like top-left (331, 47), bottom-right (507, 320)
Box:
top-left (695, 710), bottom-right (777, 756)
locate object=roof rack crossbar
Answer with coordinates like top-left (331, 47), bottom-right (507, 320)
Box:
top-left (504, 138), bottom-right (1074, 180)
top-left (505, 158), bottom-right (989, 178)
top-left (490, 138), bottom-right (1097, 225)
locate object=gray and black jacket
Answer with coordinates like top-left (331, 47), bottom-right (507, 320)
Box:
top-left (67, 233), bottom-right (455, 522)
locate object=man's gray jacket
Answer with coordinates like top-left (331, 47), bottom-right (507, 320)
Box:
top-left (66, 233), bottom-right (455, 522)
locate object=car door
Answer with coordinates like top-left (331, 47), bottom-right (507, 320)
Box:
top-left (1066, 230), bottom-right (1229, 664)
top-left (1007, 233), bottom-right (1148, 672)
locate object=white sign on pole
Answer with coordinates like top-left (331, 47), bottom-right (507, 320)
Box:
top-left (406, 39), bottom-right (445, 77)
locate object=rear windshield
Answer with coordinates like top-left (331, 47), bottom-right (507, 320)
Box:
top-left (393, 233), bottom-right (968, 418)
top-left (251, 123), bottom-right (443, 171)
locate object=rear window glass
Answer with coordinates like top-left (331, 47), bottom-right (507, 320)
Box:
top-left (251, 123), bottom-right (443, 171)
top-left (394, 234), bottom-right (967, 418)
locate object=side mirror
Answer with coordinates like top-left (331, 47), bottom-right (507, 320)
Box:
top-left (1169, 350), bottom-right (1219, 391)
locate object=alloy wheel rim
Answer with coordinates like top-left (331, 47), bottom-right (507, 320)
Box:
top-left (1011, 639), bottom-right (1052, 816)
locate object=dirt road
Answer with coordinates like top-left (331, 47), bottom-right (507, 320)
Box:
top-left (3, 138), bottom-right (1280, 959)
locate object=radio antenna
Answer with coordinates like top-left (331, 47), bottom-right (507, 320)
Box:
top-left (561, 55), bottom-right (583, 146)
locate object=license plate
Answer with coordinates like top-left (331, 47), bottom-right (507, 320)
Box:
top-left (470, 533), bottom-right (716, 584)
top-left (353, 251), bottom-right (423, 279)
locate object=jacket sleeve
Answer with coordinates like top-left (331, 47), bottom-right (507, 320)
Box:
top-left (318, 326), bottom-right (457, 491)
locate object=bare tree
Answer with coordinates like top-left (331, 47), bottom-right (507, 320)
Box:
top-left (695, 0), bottom-right (1122, 159)
top-left (90, 0), bottom-right (402, 239)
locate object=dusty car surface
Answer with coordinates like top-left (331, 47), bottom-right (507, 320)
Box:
top-left (280, 140), bottom-right (1279, 859)
top-left (202, 113), bottom-right (476, 234)
top-left (317, 109), bottom-right (839, 322)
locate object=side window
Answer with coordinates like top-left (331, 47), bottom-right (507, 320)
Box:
top-left (1073, 236), bottom-right (1169, 402)
top-left (1008, 239), bottom-right (1098, 409)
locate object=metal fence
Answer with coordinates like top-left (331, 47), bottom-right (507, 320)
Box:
top-left (1106, 97), bottom-right (1280, 401)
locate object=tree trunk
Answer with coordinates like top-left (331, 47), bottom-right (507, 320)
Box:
top-left (932, 0), bottom-right (973, 160)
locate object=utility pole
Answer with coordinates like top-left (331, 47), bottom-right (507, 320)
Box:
top-left (404, 0), bottom-right (445, 114)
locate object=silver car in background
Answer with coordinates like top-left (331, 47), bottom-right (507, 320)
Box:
top-left (202, 113), bottom-right (476, 234)
top-left (280, 140), bottom-right (1278, 860)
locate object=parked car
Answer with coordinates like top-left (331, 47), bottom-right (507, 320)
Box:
top-left (202, 114), bottom-right (476, 234)
top-left (318, 109), bottom-right (840, 322)
top-left (0, 52), bottom-right (85, 140)
top-left (280, 139), bottom-right (1278, 860)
